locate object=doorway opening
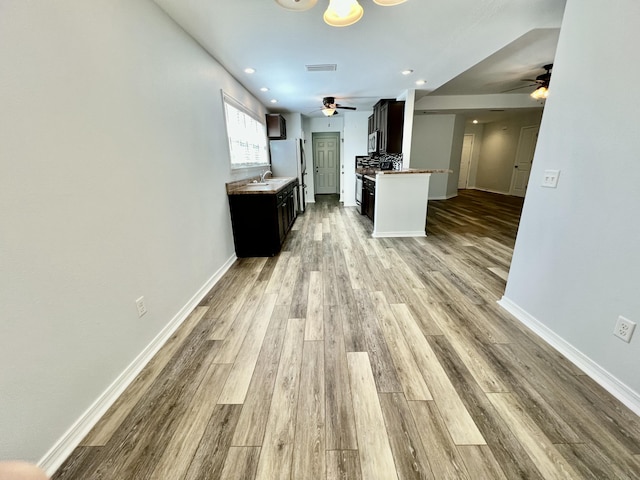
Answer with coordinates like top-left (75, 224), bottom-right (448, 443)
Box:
top-left (458, 134), bottom-right (475, 189)
top-left (510, 125), bottom-right (539, 197)
top-left (312, 132), bottom-right (340, 196)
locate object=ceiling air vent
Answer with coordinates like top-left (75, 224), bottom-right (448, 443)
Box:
top-left (305, 64), bottom-right (337, 72)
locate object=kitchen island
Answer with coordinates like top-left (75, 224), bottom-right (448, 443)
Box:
top-left (369, 168), bottom-right (451, 238)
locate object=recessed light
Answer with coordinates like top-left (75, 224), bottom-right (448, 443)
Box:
top-left (260, 87), bottom-right (269, 92)
top-left (244, 67), bottom-right (256, 74)
top-left (472, 119), bottom-right (478, 124)
top-left (415, 79), bottom-right (426, 85)
top-left (401, 69), bottom-right (413, 75)
top-left (270, 99), bottom-right (278, 104)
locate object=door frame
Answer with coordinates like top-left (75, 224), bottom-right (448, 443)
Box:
top-left (458, 133), bottom-right (475, 189)
top-left (509, 125), bottom-right (540, 196)
top-left (312, 132), bottom-right (341, 195)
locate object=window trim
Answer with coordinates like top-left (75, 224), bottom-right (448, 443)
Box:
top-left (221, 91), bottom-right (269, 170)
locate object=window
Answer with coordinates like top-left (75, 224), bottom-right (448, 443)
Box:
top-left (222, 92), bottom-right (269, 169)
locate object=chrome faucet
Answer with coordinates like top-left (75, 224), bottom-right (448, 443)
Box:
top-left (260, 170), bottom-right (272, 183)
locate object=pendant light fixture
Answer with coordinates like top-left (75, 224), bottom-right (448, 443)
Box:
top-left (323, 0), bottom-right (364, 27)
top-left (322, 107), bottom-right (337, 116)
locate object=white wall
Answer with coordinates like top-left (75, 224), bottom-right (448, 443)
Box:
top-left (0, 0), bottom-right (266, 463)
top-left (409, 114), bottom-right (463, 199)
top-left (282, 112), bottom-right (303, 140)
top-left (503, 0), bottom-right (640, 405)
top-left (474, 111), bottom-right (543, 194)
top-left (398, 89), bottom-right (416, 169)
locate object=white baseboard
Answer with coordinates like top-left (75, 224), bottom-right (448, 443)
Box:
top-left (469, 187), bottom-right (511, 196)
top-left (428, 193), bottom-right (457, 200)
top-left (39, 254), bottom-right (237, 475)
top-left (372, 231), bottom-right (426, 238)
top-left (498, 296), bottom-right (640, 417)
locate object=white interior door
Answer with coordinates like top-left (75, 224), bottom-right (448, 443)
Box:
top-left (510, 125), bottom-right (539, 197)
top-left (458, 134), bottom-right (474, 189)
top-left (313, 133), bottom-right (340, 194)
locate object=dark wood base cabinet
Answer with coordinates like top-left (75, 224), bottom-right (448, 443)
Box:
top-left (228, 180), bottom-right (298, 257)
top-left (363, 176), bottom-right (376, 222)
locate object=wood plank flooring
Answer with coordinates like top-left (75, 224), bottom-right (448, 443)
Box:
top-left (53, 190), bottom-right (640, 479)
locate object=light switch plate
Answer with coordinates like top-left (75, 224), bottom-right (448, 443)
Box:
top-left (542, 169), bottom-right (560, 188)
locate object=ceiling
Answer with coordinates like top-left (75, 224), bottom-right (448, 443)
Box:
top-left (152, 0), bottom-right (566, 118)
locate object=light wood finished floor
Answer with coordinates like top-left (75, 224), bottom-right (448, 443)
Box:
top-left (54, 190), bottom-right (640, 479)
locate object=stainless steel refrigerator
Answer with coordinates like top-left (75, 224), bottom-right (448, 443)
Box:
top-left (269, 138), bottom-right (307, 213)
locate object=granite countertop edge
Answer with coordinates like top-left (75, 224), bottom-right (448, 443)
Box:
top-left (356, 167), bottom-right (452, 176)
top-left (378, 168), bottom-right (453, 175)
top-left (226, 176), bottom-right (297, 195)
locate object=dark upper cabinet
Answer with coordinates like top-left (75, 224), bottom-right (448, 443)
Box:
top-left (370, 99), bottom-right (405, 154)
top-left (266, 113), bottom-right (286, 139)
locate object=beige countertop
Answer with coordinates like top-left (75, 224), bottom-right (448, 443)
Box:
top-left (377, 168), bottom-right (453, 175)
top-left (356, 167), bottom-right (452, 176)
top-left (226, 176), bottom-right (297, 195)
top-left (360, 168), bottom-right (452, 181)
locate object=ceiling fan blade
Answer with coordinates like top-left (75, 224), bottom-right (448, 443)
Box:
top-left (336, 105), bottom-right (357, 110)
top-left (501, 83), bottom-right (537, 93)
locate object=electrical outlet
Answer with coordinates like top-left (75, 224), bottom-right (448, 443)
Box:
top-left (542, 169), bottom-right (560, 188)
top-left (613, 316), bottom-right (636, 343)
top-left (135, 296), bottom-right (148, 318)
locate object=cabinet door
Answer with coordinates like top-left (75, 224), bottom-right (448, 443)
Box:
top-left (362, 183), bottom-right (369, 215)
top-left (386, 101), bottom-right (405, 154)
top-left (266, 114), bottom-right (286, 139)
top-left (287, 190), bottom-right (296, 230)
top-left (277, 202), bottom-right (286, 244)
top-left (379, 102), bottom-right (389, 153)
top-left (373, 101), bottom-right (382, 132)
top-left (229, 194), bottom-right (281, 257)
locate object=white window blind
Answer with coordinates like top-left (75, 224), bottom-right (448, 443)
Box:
top-left (222, 92), bottom-right (269, 169)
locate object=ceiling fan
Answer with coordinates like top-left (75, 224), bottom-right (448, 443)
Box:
top-left (503, 63), bottom-right (553, 99)
top-left (321, 96), bottom-right (357, 116)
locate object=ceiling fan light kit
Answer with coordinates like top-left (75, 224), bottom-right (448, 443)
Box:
top-left (501, 63), bottom-right (553, 99)
top-left (319, 96), bottom-right (356, 116)
top-left (529, 64), bottom-right (552, 99)
top-left (530, 86), bottom-right (549, 100)
top-left (373, 0), bottom-right (407, 5)
top-left (275, 0), bottom-right (318, 11)
top-left (324, 0), bottom-right (364, 27)
top-left (275, 0), bottom-right (406, 27)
